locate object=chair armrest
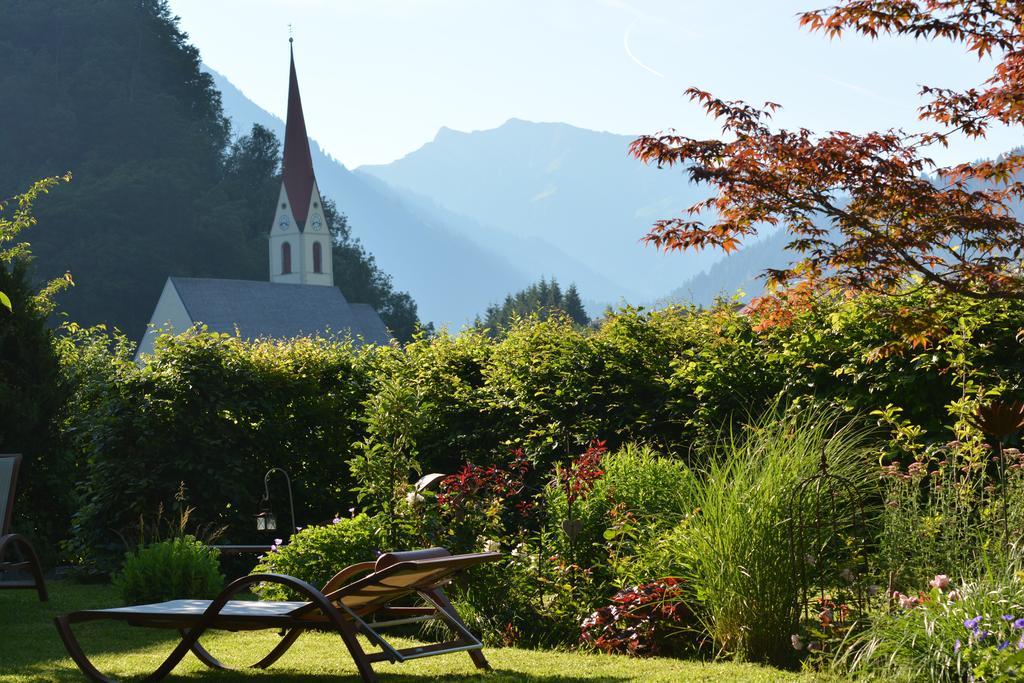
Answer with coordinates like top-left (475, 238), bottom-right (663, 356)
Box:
top-left (321, 561), bottom-right (376, 593)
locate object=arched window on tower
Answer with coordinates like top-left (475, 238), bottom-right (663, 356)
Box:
top-left (313, 241), bottom-right (323, 274)
top-left (281, 241), bottom-right (292, 274)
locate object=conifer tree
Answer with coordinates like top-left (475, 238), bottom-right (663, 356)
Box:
top-left (476, 277), bottom-right (590, 336)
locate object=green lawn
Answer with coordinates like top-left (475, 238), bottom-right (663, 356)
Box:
top-left (0, 582), bottom-right (836, 682)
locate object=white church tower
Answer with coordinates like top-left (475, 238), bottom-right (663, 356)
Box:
top-left (269, 41), bottom-right (333, 287)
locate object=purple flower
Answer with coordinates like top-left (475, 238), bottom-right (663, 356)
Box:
top-left (954, 639), bottom-right (962, 653)
top-left (965, 616), bottom-right (984, 630)
top-left (999, 640), bottom-right (1011, 651)
top-left (978, 630), bottom-right (991, 641)
top-left (1004, 615), bottom-right (1016, 621)
top-left (274, 538), bottom-right (283, 546)
top-left (1014, 618), bottom-right (1024, 630)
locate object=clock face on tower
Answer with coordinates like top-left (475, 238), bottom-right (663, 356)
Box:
top-left (279, 214), bottom-right (290, 229)
top-left (311, 216), bottom-right (322, 231)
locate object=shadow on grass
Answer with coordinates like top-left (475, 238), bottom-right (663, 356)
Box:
top-left (3, 583), bottom-right (633, 682)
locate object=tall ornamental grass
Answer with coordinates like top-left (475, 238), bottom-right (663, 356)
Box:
top-left (678, 404), bottom-right (877, 666)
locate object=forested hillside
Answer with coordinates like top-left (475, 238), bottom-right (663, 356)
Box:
top-left (0, 0), bottom-right (417, 340)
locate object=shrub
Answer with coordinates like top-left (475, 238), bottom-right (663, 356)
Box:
top-left (350, 353), bottom-right (427, 549)
top-left (580, 578), bottom-right (697, 657)
top-left (544, 442), bottom-right (698, 575)
top-left (448, 537), bottom-right (607, 649)
top-left (252, 514), bottom-right (381, 600)
top-left (431, 448), bottom-right (536, 554)
top-left (0, 260), bottom-right (71, 557)
top-left (62, 330), bottom-right (371, 571)
top-left (114, 535), bottom-right (223, 605)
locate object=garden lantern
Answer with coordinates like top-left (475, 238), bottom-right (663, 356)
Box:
top-left (255, 467), bottom-right (297, 534)
top-left (254, 499), bottom-right (276, 532)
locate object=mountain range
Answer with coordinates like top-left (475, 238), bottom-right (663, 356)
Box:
top-left (210, 66), bottom-right (777, 325)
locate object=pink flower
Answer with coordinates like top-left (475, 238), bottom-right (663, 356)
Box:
top-left (929, 574), bottom-right (950, 590)
top-left (899, 594), bottom-right (919, 609)
top-left (948, 590), bottom-right (961, 602)
top-left (332, 516), bottom-right (342, 524)
top-left (892, 591), bottom-right (919, 609)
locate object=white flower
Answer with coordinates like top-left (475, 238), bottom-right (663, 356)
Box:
top-left (481, 538), bottom-right (500, 554)
top-left (405, 491), bottom-right (425, 507)
top-left (791, 634), bottom-right (804, 651)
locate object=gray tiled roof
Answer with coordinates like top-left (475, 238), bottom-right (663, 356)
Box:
top-left (169, 277), bottom-right (391, 346)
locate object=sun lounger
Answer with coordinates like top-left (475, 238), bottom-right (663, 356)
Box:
top-left (0, 454), bottom-right (47, 601)
top-left (55, 547), bottom-right (499, 682)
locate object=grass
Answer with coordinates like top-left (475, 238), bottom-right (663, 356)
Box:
top-left (0, 582), bottom-right (840, 682)
top-left (643, 404), bottom-right (877, 666)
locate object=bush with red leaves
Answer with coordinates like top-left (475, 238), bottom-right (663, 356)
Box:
top-left (560, 439), bottom-right (607, 507)
top-left (580, 577), bottom-right (696, 656)
top-left (437, 448), bottom-right (534, 517)
top-left (430, 448), bottom-right (536, 551)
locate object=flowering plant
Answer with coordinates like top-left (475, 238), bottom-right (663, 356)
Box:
top-left (792, 595), bottom-right (861, 664)
top-left (957, 613), bottom-right (1024, 682)
top-left (580, 577), bottom-right (695, 656)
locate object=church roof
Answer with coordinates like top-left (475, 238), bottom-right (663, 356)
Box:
top-left (169, 277), bottom-right (391, 345)
top-left (281, 43), bottom-right (316, 228)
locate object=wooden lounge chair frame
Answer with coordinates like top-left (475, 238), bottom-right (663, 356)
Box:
top-left (0, 454), bottom-right (48, 601)
top-left (55, 548), bottom-right (499, 682)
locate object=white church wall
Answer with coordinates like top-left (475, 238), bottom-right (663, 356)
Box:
top-left (134, 278), bottom-right (194, 361)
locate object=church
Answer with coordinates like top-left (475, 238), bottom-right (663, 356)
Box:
top-left (136, 44), bottom-right (390, 360)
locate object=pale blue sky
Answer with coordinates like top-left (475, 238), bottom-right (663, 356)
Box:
top-left (168, 0), bottom-right (1020, 169)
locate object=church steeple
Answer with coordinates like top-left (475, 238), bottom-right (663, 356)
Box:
top-left (282, 40), bottom-right (315, 227)
top-left (269, 40), bottom-right (333, 287)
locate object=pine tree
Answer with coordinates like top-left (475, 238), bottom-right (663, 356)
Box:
top-left (563, 284), bottom-right (590, 327)
top-left (475, 277), bottom-right (589, 337)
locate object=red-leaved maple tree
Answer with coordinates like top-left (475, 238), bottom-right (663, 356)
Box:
top-left (632, 1), bottom-right (1024, 301)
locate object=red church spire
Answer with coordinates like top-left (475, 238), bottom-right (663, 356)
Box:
top-left (282, 40), bottom-right (316, 227)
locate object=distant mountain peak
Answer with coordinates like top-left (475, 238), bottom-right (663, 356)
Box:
top-left (434, 125), bottom-right (462, 140)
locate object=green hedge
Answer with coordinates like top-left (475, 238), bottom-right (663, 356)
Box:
top-left (56, 291), bottom-right (1024, 569)
top-left (60, 329), bottom-right (371, 569)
